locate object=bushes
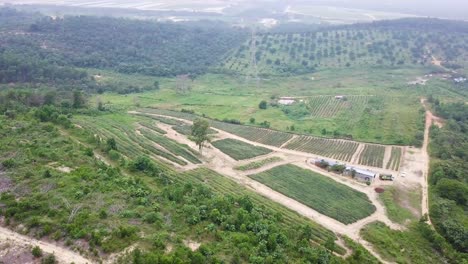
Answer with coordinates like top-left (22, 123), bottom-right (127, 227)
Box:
top-left (436, 178), bottom-right (468, 205)
top-left (128, 156), bottom-right (161, 176)
top-left (1, 158), bottom-right (15, 169)
top-left (32, 246), bottom-right (42, 258)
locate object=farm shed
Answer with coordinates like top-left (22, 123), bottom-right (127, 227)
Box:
top-left (313, 159), bottom-right (341, 167)
top-left (278, 98), bottom-right (296, 105)
top-left (345, 167), bottom-right (376, 182)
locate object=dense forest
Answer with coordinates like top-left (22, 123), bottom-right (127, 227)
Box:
top-left (429, 100), bottom-right (468, 253)
top-left (0, 8), bottom-right (247, 78)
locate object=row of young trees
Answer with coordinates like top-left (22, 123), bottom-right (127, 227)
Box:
top-left (429, 101), bottom-right (468, 253)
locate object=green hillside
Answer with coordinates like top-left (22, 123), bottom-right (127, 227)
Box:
top-left (222, 19), bottom-right (468, 76)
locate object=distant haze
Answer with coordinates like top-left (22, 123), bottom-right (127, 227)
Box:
top-left (1, 0), bottom-right (467, 20)
top-left (294, 0), bottom-right (468, 19)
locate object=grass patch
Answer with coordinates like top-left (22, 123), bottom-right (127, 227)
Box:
top-left (211, 138), bottom-right (272, 160)
top-left (235, 157), bottom-right (282, 171)
top-left (378, 186), bottom-right (418, 224)
top-left (248, 164), bottom-right (375, 224)
top-left (361, 222), bottom-right (447, 264)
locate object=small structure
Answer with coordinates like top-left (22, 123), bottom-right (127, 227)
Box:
top-left (344, 167), bottom-right (377, 182)
top-left (334, 95), bottom-right (346, 100)
top-left (454, 77), bottom-right (467, 83)
top-left (278, 97), bottom-right (296, 105)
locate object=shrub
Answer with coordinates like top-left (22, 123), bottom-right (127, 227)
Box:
top-left (41, 254), bottom-right (57, 264)
top-left (108, 150), bottom-right (120, 161)
top-left (84, 148), bottom-right (93, 157)
top-left (32, 246), bottom-right (42, 258)
top-left (1, 159), bottom-right (15, 169)
top-left (259, 100), bottom-right (267, 109)
top-left (143, 212), bottom-right (162, 224)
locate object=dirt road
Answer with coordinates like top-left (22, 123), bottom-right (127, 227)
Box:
top-left (0, 226), bottom-right (93, 264)
top-left (137, 112), bottom-right (402, 263)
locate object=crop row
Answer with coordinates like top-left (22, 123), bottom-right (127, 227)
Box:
top-left (137, 109), bottom-right (294, 147)
top-left (358, 145), bottom-right (386, 168)
top-left (248, 165), bottom-right (376, 224)
top-left (211, 138), bottom-right (272, 160)
top-left (75, 116), bottom-right (202, 166)
top-left (284, 136), bottom-right (359, 162)
top-left (385, 147), bottom-right (402, 171)
top-left (307, 96), bottom-right (369, 118)
top-left (235, 157), bottom-right (283, 171)
top-left (139, 128), bottom-right (201, 164)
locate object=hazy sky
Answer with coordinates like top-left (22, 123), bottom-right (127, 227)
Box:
top-left (293, 0), bottom-right (468, 19)
top-left (2, 0), bottom-right (467, 19)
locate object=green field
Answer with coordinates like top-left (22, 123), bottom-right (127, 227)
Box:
top-left (94, 64), bottom-right (450, 145)
top-left (358, 145), bottom-right (386, 168)
top-left (249, 165), bottom-right (376, 224)
top-left (386, 147), bottom-right (402, 171)
top-left (379, 186), bottom-right (420, 224)
top-left (284, 136), bottom-right (359, 162)
top-left (211, 138), bottom-right (272, 160)
top-left (235, 157), bottom-right (282, 171)
top-left (361, 222), bottom-right (448, 264)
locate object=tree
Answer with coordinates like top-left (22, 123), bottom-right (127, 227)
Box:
top-left (72, 91), bottom-right (85, 108)
top-left (153, 80), bottom-right (160, 90)
top-left (106, 137), bottom-right (117, 151)
top-left (259, 100), bottom-right (267, 109)
top-left (97, 98), bottom-right (105, 111)
top-left (249, 117), bottom-right (255, 124)
top-left (191, 119), bottom-right (210, 153)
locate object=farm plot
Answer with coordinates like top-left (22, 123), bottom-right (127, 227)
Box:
top-left (211, 122), bottom-right (293, 147)
top-left (136, 108), bottom-right (294, 147)
top-left (385, 147), bottom-right (402, 171)
top-left (211, 139), bottom-right (272, 160)
top-left (284, 136), bottom-right (359, 162)
top-left (358, 145), bottom-right (386, 168)
top-left (138, 120), bottom-right (167, 134)
top-left (249, 165), bottom-right (376, 224)
top-left (235, 157), bottom-right (282, 171)
top-left (307, 96), bottom-right (369, 118)
top-left (75, 116), bottom-right (201, 166)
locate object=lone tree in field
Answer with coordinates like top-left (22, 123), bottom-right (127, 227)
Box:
top-left (191, 118), bottom-right (210, 154)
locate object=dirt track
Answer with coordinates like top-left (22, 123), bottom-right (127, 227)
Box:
top-left (0, 226), bottom-right (93, 264)
top-left (133, 111), bottom-right (406, 263)
top-left (0, 107), bottom-right (434, 264)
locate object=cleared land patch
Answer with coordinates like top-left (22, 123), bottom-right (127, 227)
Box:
top-left (211, 138), bottom-right (272, 160)
top-left (235, 157), bottom-right (282, 171)
top-left (248, 164), bottom-right (376, 224)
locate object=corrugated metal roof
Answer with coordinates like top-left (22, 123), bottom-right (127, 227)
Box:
top-left (346, 167), bottom-right (376, 177)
